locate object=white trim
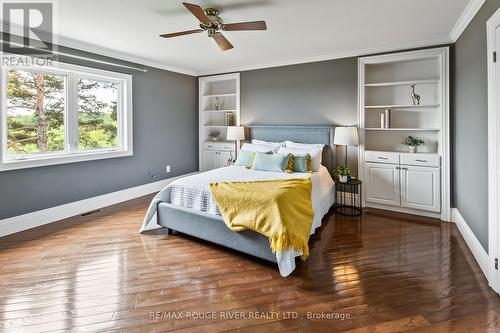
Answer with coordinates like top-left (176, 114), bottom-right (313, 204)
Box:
top-left (450, 0), bottom-right (486, 41)
top-left (0, 172), bottom-right (198, 238)
top-left (451, 208), bottom-right (491, 285)
top-left (487, 7), bottom-right (500, 294)
top-left (196, 37), bottom-right (451, 76)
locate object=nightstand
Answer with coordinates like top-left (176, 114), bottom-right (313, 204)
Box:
top-left (335, 179), bottom-right (362, 216)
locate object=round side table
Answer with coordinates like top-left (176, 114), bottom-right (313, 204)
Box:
top-left (335, 179), bottom-right (362, 216)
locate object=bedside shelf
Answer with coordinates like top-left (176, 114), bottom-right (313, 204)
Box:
top-left (202, 93), bottom-right (237, 98)
top-left (365, 79), bottom-right (439, 87)
top-left (203, 109), bottom-right (237, 113)
top-left (365, 104), bottom-right (440, 109)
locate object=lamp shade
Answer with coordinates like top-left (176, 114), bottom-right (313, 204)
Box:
top-left (227, 126), bottom-right (245, 141)
top-left (334, 127), bottom-right (359, 146)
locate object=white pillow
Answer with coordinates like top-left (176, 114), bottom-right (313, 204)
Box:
top-left (251, 139), bottom-right (285, 152)
top-left (285, 141), bottom-right (325, 151)
top-left (240, 143), bottom-right (273, 153)
top-left (278, 147), bottom-right (322, 172)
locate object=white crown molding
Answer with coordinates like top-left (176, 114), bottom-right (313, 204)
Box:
top-left (54, 35), bottom-right (198, 76)
top-left (450, 0), bottom-right (486, 42)
top-left (451, 208), bottom-right (491, 284)
top-left (3, 22), bottom-right (197, 76)
top-left (0, 172), bottom-right (197, 238)
top-left (196, 37), bottom-right (452, 76)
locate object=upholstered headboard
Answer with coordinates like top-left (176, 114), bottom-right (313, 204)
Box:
top-left (247, 125), bottom-right (335, 174)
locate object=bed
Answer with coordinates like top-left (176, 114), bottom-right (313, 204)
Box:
top-left (141, 125), bottom-right (336, 277)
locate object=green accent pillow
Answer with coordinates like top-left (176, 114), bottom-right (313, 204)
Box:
top-left (234, 150), bottom-right (255, 167)
top-left (291, 154), bottom-right (310, 173)
top-left (251, 152), bottom-right (291, 173)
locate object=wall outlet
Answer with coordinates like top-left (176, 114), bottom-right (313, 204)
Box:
top-left (166, 165), bottom-right (171, 173)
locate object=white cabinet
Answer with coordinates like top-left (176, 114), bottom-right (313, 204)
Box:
top-left (364, 151), bottom-right (441, 215)
top-left (202, 142), bottom-right (234, 171)
top-left (401, 165), bottom-right (441, 212)
top-left (365, 163), bottom-right (401, 206)
top-left (203, 150), bottom-right (218, 171)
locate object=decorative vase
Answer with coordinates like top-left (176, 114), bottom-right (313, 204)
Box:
top-left (409, 146), bottom-right (417, 153)
top-left (339, 175), bottom-right (348, 183)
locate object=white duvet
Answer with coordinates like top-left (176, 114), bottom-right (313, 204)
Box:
top-left (141, 165), bottom-right (336, 277)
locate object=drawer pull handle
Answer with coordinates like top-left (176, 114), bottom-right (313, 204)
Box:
top-left (415, 159), bottom-right (427, 162)
top-left (377, 157), bottom-right (388, 160)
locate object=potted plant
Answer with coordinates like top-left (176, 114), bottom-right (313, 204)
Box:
top-left (208, 130), bottom-right (220, 142)
top-left (402, 136), bottom-right (424, 153)
top-left (335, 166), bottom-right (352, 183)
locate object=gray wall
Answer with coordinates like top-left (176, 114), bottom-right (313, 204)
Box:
top-left (454, 0), bottom-right (499, 251)
top-left (239, 58), bottom-right (358, 173)
top-left (0, 47), bottom-right (198, 220)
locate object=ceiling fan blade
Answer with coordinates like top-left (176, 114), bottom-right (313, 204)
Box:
top-left (223, 21), bottom-right (267, 31)
top-left (160, 29), bottom-right (204, 38)
top-left (212, 33), bottom-right (234, 51)
top-left (183, 2), bottom-right (211, 24)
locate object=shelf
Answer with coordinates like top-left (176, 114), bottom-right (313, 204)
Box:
top-left (365, 104), bottom-right (440, 109)
top-left (202, 93), bottom-right (237, 98)
top-left (203, 109), bottom-right (237, 113)
top-left (365, 128), bottom-right (440, 131)
top-left (204, 125), bottom-right (229, 128)
top-left (365, 79), bottom-right (439, 87)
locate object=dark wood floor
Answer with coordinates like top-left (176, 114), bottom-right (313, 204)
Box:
top-left (0, 196), bottom-right (499, 332)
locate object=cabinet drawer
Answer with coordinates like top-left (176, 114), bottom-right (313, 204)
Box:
top-left (365, 151), bottom-right (399, 164)
top-left (203, 142), bottom-right (235, 152)
top-left (401, 154), bottom-right (440, 167)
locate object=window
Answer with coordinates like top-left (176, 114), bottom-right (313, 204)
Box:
top-left (1, 61), bottom-right (132, 171)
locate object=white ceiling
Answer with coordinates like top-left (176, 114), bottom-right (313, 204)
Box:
top-left (53, 0), bottom-right (470, 75)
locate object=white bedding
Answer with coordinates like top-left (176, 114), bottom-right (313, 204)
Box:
top-left (140, 165), bottom-right (336, 276)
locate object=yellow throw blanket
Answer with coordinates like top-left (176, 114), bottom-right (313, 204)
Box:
top-left (209, 178), bottom-right (314, 259)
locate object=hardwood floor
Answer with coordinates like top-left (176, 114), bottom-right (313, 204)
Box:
top-left (0, 196), bottom-right (498, 332)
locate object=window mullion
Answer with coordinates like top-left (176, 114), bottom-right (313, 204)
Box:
top-left (66, 73), bottom-right (79, 152)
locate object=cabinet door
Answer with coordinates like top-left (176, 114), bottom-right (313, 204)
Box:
top-left (217, 151), bottom-right (233, 168)
top-left (401, 166), bottom-right (441, 212)
top-left (365, 163), bottom-right (400, 206)
top-left (202, 150), bottom-right (218, 171)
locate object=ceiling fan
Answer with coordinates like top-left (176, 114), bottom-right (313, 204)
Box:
top-left (160, 2), bottom-right (267, 51)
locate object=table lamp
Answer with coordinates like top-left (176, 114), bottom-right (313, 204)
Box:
top-left (334, 127), bottom-right (359, 168)
top-left (227, 126), bottom-right (245, 160)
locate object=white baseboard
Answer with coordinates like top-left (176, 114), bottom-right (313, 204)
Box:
top-left (0, 172), bottom-right (198, 238)
top-left (451, 208), bottom-right (490, 282)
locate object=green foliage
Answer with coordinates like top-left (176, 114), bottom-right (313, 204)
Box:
top-left (402, 136), bottom-right (425, 147)
top-left (6, 70), bottom-right (118, 155)
top-left (335, 166), bottom-right (352, 177)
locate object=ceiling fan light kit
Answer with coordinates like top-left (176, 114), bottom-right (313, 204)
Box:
top-left (160, 2), bottom-right (267, 51)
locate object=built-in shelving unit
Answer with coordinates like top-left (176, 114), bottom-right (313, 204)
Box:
top-left (358, 48), bottom-right (450, 221)
top-left (199, 73), bottom-right (240, 171)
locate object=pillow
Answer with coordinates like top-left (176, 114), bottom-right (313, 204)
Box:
top-left (251, 139), bottom-right (285, 152)
top-left (240, 143), bottom-right (273, 153)
top-left (251, 152), bottom-right (291, 173)
top-left (285, 141), bottom-right (325, 151)
top-left (279, 147), bottom-right (322, 172)
top-left (234, 150), bottom-right (255, 167)
top-left (290, 154), bottom-right (310, 173)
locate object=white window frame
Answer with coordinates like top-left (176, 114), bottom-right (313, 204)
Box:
top-left (0, 59), bottom-right (133, 171)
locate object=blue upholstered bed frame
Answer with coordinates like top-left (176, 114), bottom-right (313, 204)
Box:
top-left (157, 125), bottom-right (336, 263)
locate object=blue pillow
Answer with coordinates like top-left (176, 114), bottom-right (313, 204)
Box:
top-left (291, 154), bottom-right (310, 173)
top-left (234, 150), bottom-right (255, 167)
top-left (251, 152), bottom-right (291, 173)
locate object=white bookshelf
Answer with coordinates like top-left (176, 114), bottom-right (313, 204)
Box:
top-left (199, 73), bottom-right (240, 171)
top-left (358, 48), bottom-right (450, 221)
